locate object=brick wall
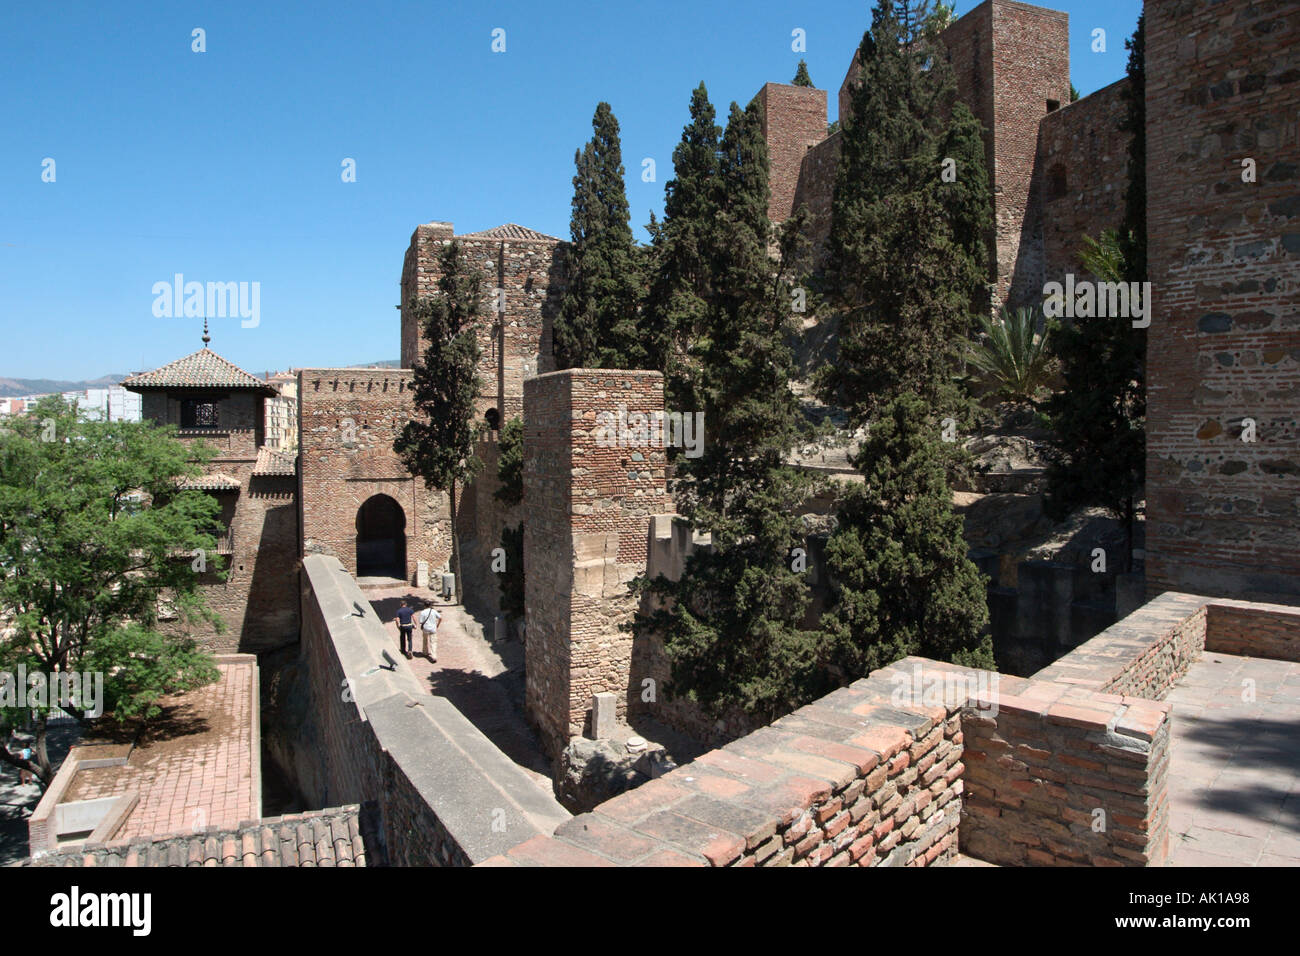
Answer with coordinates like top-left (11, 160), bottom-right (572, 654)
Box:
top-left (961, 680), bottom-right (1170, 866)
top-left (486, 663), bottom-right (968, 867)
top-left (523, 370), bottom-right (671, 758)
top-left (990, 0), bottom-right (1071, 307)
top-left (1205, 599), bottom-right (1300, 663)
top-left (757, 83), bottom-right (827, 225)
top-left (790, 132), bottom-right (841, 271)
top-left (1038, 79), bottom-right (1132, 283)
top-left (1145, 0), bottom-right (1300, 604)
top-left (400, 222), bottom-right (567, 423)
top-left (297, 368), bottom-right (451, 583)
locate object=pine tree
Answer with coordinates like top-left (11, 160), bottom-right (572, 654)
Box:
top-left (394, 240), bottom-right (485, 603)
top-left (818, 0), bottom-right (992, 428)
top-left (643, 83), bottom-right (723, 406)
top-left (1043, 230), bottom-right (1145, 571)
top-left (792, 60), bottom-right (814, 87)
top-left (638, 99), bottom-right (827, 726)
top-left (823, 393), bottom-right (993, 674)
top-left (552, 102), bottom-right (645, 370)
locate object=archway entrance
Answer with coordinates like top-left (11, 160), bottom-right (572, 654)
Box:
top-left (356, 494), bottom-right (406, 580)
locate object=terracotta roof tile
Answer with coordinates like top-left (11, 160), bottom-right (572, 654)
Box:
top-left (457, 222), bottom-right (562, 243)
top-left (26, 803), bottom-right (384, 868)
top-left (253, 447), bottom-right (297, 477)
top-left (122, 348), bottom-right (277, 393)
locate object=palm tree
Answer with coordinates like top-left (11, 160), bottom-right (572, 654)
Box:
top-left (965, 305), bottom-right (1055, 405)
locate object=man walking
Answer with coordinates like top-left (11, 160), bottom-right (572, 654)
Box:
top-left (418, 602), bottom-right (442, 662)
top-left (395, 599), bottom-right (415, 659)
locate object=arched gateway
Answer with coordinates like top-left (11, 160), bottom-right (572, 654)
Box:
top-left (356, 494), bottom-right (407, 580)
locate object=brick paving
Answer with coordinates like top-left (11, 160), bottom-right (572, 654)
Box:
top-left (1164, 652), bottom-right (1300, 866)
top-left (364, 585), bottom-right (553, 791)
top-left (62, 658), bottom-right (258, 840)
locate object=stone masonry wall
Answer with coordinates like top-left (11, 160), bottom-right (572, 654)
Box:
top-left (1145, 0), bottom-right (1300, 604)
top-left (523, 370), bottom-right (670, 759)
top-left (758, 82), bottom-right (827, 225)
top-left (400, 222), bottom-right (567, 424)
top-left (298, 368), bottom-right (451, 583)
top-left (1038, 78), bottom-right (1132, 283)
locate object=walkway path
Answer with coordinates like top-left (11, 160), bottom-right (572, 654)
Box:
top-left (1165, 651), bottom-right (1300, 866)
top-left (362, 585), bottom-right (553, 793)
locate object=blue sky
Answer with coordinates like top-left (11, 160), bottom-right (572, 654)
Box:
top-left (1, 0), bottom-right (1141, 380)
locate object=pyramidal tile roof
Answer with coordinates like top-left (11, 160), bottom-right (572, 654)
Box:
top-left (253, 447), bottom-right (297, 477)
top-left (122, 348), bottom-right (276, 393)
top-left (457, 223), bottom-right (562, 243)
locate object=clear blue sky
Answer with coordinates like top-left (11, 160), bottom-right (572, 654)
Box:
top-left (1, 0), bottom-right (1141, 380)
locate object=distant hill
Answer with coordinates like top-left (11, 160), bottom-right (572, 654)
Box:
top-left (347, 360), bottom-right (400, 369)
top-left (0, 374), bottom-right (126, 398)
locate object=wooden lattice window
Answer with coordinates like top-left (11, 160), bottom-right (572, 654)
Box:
top-left (182, 399), bottom-right (220, 428)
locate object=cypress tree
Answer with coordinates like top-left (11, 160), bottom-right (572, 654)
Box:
top-left (792, 60), bottom-right (814, 87)
top-left (818, 0), bottom-right (991, 427)
top-left (643, 83), bottom-right (723, 405)
top-left (823, 393), bottom-right (994, 673)
top-left (1119, 15), bottom-right (1146, 283)
top-left (394, 240), bottom-right (485, 603)
top-left (553, 102), bottom-right (644, 370)
top-left (637, 99), bottom-right (827, 725)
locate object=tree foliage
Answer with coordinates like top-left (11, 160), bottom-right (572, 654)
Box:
top-left (395, 239), bottom-right (486, 600)
top-left (637, 98), bottom-right (827, 725)
top-left (1119, 14), bottom-right (1146, 283)
top-left (0, 396), bottom-right (222, 784)
top-left (818, 0), bottom-right (992, 429)
top-left (553, 102), bottom-right (645, 370)
top-left (792, 60), bottom-right (814, 87)
top-left (966, 306), bottom-right (1056, 405)
top-left (822, 393), bottom-right (993, 674)
top-left (1043, 229), bottom-right (1146, 569)
top-left (494, 415), bottom-right (524, 507)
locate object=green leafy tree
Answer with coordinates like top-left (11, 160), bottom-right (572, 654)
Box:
top-left (1043, 230), bottom-right (1145, 570)
top-left (637, 100), bottom-right (827, 725)
top-left (0, 397), bottom-right (222, 786)
top-left (966, 306), bottom-right (1056, 405)
top-left (823, 393), bottom-right (993, 674)
top-left (792, 60), bottom-right (814, 87)
top-left (494, 416), bottom-right (524, 507)
top-left (818, 0), bottom-right (992, 429)
top-left (553, 102), bottom-right (645, 370)
top-left (643, 83), bottom-right (723, 407)
top-left (395, 240), bottom-right (486, 603)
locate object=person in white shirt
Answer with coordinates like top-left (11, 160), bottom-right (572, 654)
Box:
top-left (417, 602), bottom-right (442, 662)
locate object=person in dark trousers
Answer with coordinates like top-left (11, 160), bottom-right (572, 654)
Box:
top-left (395, 599), bottom-right (415, 658)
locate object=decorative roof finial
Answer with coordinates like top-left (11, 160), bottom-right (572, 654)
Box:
top-left (202, 317), bottom-right (210, 346)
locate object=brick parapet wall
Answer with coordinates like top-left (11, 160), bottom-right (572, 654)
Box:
top-left (1204, 599), bottom-right (1300, 662)
top-left (484, 662), bottom-right (971, 867)
top-left (1145, 0), bottom-right (1300, 603)
top-left (960, 678), bottom-right (1170, 866)
top-left (1037, 78), bottom-right (1132, 282)
top-left (1031, 592), bottom-right (1210, 699)
top-left (298, 555), bottom-right (570, 865)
